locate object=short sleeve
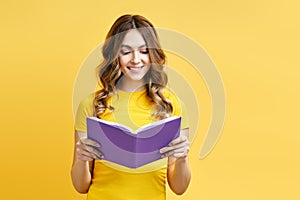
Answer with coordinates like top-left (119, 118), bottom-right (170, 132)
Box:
top-left (164, 89), bottom-right (190, 130)
top-left (74, 93), bottom-right (95, 133)
top-left (177, 99), bottom-right (189, 130)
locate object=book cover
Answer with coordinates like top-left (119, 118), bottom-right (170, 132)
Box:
top-left (86, 116), bottom-right (181, 168)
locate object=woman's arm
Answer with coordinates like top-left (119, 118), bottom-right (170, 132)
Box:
top-left (71, 131), bottom-right (102, 193)
top-left (160, 128), bottom-right (191, 195)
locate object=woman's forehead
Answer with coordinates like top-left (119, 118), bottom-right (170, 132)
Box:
top-left (121, 29), bottom-right (146, 48)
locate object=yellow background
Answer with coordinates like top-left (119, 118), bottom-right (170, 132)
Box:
top-left (1, 0), bottom-right (299, 199)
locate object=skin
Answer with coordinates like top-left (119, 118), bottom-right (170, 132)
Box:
top-left (117, 29), bottom-right (151, 92)
top-left (71, 29), bottom-right (191, 195)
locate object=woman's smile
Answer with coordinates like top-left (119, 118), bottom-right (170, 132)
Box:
top-left (127, 65), bottom-right (144, 72)
top-left (117, 29), bottom-right (151, 91)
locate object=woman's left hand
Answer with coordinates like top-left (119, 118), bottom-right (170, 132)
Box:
top-left (160, 132), bottom-right (190, 158)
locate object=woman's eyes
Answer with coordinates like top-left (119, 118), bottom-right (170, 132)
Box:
top-left (140, 49), bottom-right (149, 54)
top-left (120, 50), bottom-right (130, 55)
top-left (120, 48), bottom-right (149, 55)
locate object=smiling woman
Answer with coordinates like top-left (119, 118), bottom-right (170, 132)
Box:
top-left (117, 29), bottom-right (151, 91)
top-left (71, 14), bottom-right (191, 200)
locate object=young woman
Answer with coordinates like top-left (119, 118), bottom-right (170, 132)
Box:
top-left (71, 14), bottom-right (191, 200)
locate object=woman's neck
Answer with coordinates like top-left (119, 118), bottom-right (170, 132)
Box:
top-left (116, 77), bottom-right (146, 92)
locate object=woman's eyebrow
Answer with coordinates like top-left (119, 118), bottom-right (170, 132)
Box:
top-left (121, 44), bottom-right (147, 49)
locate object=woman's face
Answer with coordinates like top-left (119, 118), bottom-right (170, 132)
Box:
top-left (118, 29), bottom-right (150, 83)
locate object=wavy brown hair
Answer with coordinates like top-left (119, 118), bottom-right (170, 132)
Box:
top-left (94, 14), bottom-right (172, 119)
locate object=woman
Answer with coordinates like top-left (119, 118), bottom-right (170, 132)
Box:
top-left (71, 14), bottom-right (191, 200)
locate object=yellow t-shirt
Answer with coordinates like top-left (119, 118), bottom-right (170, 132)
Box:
top-left (74, 89), bottom-right (189, 200)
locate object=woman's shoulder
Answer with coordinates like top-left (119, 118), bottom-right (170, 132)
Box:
top-left (74, 92), bottom-right (97, 132)
top-left (76, 92), bottom-right (97, 116)
top-left (163, 88), bottom-right (180, 103)
top-left (79, 92), bottom-right (96, 106)
top-left (163, 88), bottom-right (189, 129)
top-left (163, 88), bottom-right (186, 112)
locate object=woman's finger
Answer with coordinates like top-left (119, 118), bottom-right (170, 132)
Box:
top-left (76, 140), bottom-right (104, 160)
top-left (160, 142), bottom-right (186, 154)
top-left (84, 145), bottom-right (104, 159)
top-left (161, 146), bottom-right (189, 158)
top-left (77, 152), bottom-right (98, 161)
top-left (160, 136), bottom-right (189, 153)
top-left (160, 135), bottom-right (190, 158)
top-left (161, 147), bottom-right (190, 158)
top-left (76, 147), bottom-right (95, 161)
top-left (81, 138), bottom-right (101, 147)
top-left (167, 135), bottom-right (188, 146)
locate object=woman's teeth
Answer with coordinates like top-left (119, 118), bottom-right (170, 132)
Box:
top-left (128, 66), bottom-right (143, 71)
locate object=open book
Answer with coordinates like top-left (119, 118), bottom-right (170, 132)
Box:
top-left (86, 116), bottom-right (181, 168)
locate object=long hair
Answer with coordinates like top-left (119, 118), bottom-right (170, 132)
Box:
top-left (94, 14), bottom-right (172, 119)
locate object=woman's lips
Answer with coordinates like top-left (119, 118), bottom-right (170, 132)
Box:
top-left (127, 66), bottom-right (144, 72)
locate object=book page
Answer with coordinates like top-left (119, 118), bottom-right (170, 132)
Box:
top-left (88, 117), bottom-right (133, 133)
top-left (136, 116), bottom-right (180, 133)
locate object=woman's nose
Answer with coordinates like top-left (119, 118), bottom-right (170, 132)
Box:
top-left (131, 50), bottom-right (141, 63)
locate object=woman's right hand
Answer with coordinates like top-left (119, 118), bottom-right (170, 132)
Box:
top-left (76, 137), bottom-right (104, 161)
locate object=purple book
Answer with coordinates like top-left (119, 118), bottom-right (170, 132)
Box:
top-left (86, 116), bottom-right (181, 168)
